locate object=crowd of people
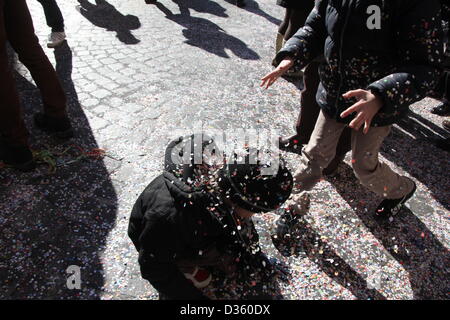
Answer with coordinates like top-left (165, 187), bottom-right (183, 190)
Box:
top-left (0, 0), bottom-right (448, 300)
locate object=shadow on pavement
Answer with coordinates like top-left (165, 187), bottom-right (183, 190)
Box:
top-left (155, 1), bottom-right (259, 60)
top-left (329, 163), bottom-right (449, 299)
top-left (0, 42), bottom-right (118, 299)
top-left (381, 112), bottom-right (450, 210)
top-left (291, 215), bottom-right (386, 300)
top-left (223, 0), bottom-right (281, 25)
top-left (77, 0), bottom-right (141, 45)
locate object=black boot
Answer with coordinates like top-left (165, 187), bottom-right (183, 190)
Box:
top-left (375, 182), bottom-right (416, 220)
top-left (278, 135), bottom-right (304, 154)
top-left (431, 101), bottom-right (450, 116)
top-left (0, 142), bottom-right (36, 172)
top-left (34, 112), bottom-right (74, 139)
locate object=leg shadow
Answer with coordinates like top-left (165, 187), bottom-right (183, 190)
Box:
top-left (171, 0), bottom-right (228, 18)
top-left (223, 0), bottom-right (281, 25)
top-left (77, 0), bottom-right (141, 45)
top-left (380, 113), bottom-right (450, 210)
top-left (328, 163), bottom-right (450, 299)
top-left (155, 2), bottom-right (259, 60)
top-left (0, 42), bottom-right (118, 299)
top-left (284, 213), bottom-right (386, 299)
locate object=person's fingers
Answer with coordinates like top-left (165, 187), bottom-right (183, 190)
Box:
top-left (363, 118), bottom-right (372, 134)
top-left (349, 111), bottom-right (366, 130)
top-left (342, 89), bottom-right (366, 100)
top-left (267, 77), bottom-right (278, 89)
top-left (340, 100), bottom-right (364, 118)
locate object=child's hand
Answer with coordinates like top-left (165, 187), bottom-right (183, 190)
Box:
top-left (341, 89), bottom-right (383, 134)
top-left (260, 57), bottom-right (294, 89)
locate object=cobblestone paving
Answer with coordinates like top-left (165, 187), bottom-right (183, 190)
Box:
top-left (0, 0), bottom-right (449, 300)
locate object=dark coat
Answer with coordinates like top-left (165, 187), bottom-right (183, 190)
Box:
top-left (274, 0), bottom-right (444, 127)
top-left (127, 138), bottom-right (260, 300)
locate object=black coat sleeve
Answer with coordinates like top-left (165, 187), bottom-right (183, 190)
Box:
top-left (367, 0), bottom-right (443, 120)
top-left (274, 0), bottom-right (327, 68)
top-left (137, 211), bottom-right (208, 300)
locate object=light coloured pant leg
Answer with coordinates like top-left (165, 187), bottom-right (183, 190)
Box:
top-left (351, 125), bottom-right (415, 199)
top-left (294, 110), bottom-right (346, 192)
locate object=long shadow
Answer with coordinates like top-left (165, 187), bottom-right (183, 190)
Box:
top-left (293, 217), bottom-right (386, 300)
top-left (77, 0), bottom-right (141, 44)
top-left (155, 2), bottom-right (259, 60)
top-left (380, 112), bottom-right (450, 210)
top-left (0, 43), bottom-right (118, 299)
top-left (223, 0), bottom-right (281, 25)
top-left (328, 163), bottom-right (449, 299)
top-left (170, 0), bottom-right (228, 17)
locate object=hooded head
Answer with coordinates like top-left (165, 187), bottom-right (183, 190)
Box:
top-left (218, 150), bottom-right (293, 214)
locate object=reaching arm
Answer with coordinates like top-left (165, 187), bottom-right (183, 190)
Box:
top-left (367, 0), bottom-right (443, 118)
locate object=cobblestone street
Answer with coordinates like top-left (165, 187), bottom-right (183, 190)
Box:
top-left (1, 0), bottom-right (449, 300)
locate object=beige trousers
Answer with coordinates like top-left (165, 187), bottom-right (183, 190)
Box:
top-left (294, 110), bottom-right (415, 199)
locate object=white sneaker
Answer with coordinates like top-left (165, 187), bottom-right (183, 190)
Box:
top-left (47, 32), bottom-right (66, 48)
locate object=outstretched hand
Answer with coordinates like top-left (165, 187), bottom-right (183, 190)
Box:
top-left (260, 57), bottom-right (294, 89)
top-left (341, 89), bottom-right (383, 134)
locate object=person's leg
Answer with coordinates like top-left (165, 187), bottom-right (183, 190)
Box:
top-left (36, 0), bottom-right (64, 32)
top-left (0, 0), bottom-right (35, 170)
top-left (296, 61), bottom-right (321, 141)
top-left (4, 0), bottom-right (68, 119)
top-left (279, 60), bottom-right (321, 152)
top-left (0, 0), bottom-right (28, 147)
top-left (278, 8), bottom-right (290, 37)
top-left (351, 126), bottom-right (416, 217)
top-left (284, 7), bottom-right (311, 41)
top-left (293, 110), bottom-right (346, 192)
top-left (5, 0), bottom-right (72, 138)
top-left (323, 126), bottom-right (352, 175)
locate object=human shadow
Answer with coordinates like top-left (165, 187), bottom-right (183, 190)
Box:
top-left (223, 0), bottom-right (281, 25)
top-left (155, 2), bottom-right (259, 60)
top-left (169, 0), bottom-right (228, 17)
top-left (380, 112), bottom-right (450, 210)
top-left (0, 43), bottom-right (118, 299)
top-left (328, 163), bottom-right (449, 299)
top-left (281, 212), bottom-right (386, 300)
top-left (77, 0), bottom-right (141, 44)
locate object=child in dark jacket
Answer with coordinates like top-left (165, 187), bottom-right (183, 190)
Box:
top-left (262, 0), bottom-right (443, 218)
top-left (128, 135), bottom-right (293, 300)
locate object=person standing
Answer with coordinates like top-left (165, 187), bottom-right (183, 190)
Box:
top-left (37, 0), bottom-right (66, 48)
top-left (262, 0), bottom-right (443, 218)
top-left (275, 0), bottom-right (352, 175)
top-left (0, 0), bottom-right (73, 171)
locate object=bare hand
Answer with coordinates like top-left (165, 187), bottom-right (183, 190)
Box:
top-left (260, 57), bottom-right (294, 89)
top-left (340, 89), bottom-right (383, 134)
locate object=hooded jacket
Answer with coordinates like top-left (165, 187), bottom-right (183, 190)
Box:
top-left (128, 137), bottom-right (260, 300)
top-left (274, 0), bottom-right (444, 127)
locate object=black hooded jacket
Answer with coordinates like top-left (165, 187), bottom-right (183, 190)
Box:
top-left (274, 0), bottom-right (444, 127)
top-left (128, 137), bottom-right (259, 299)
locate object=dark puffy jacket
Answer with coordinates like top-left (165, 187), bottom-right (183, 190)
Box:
top-left (127, 137), bottom-right (259, 300)
top-left (275, 0), bottom-right (444, 127)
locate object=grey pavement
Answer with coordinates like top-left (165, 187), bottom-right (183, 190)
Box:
top-left (0, 0), bottom-right (449, 300)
